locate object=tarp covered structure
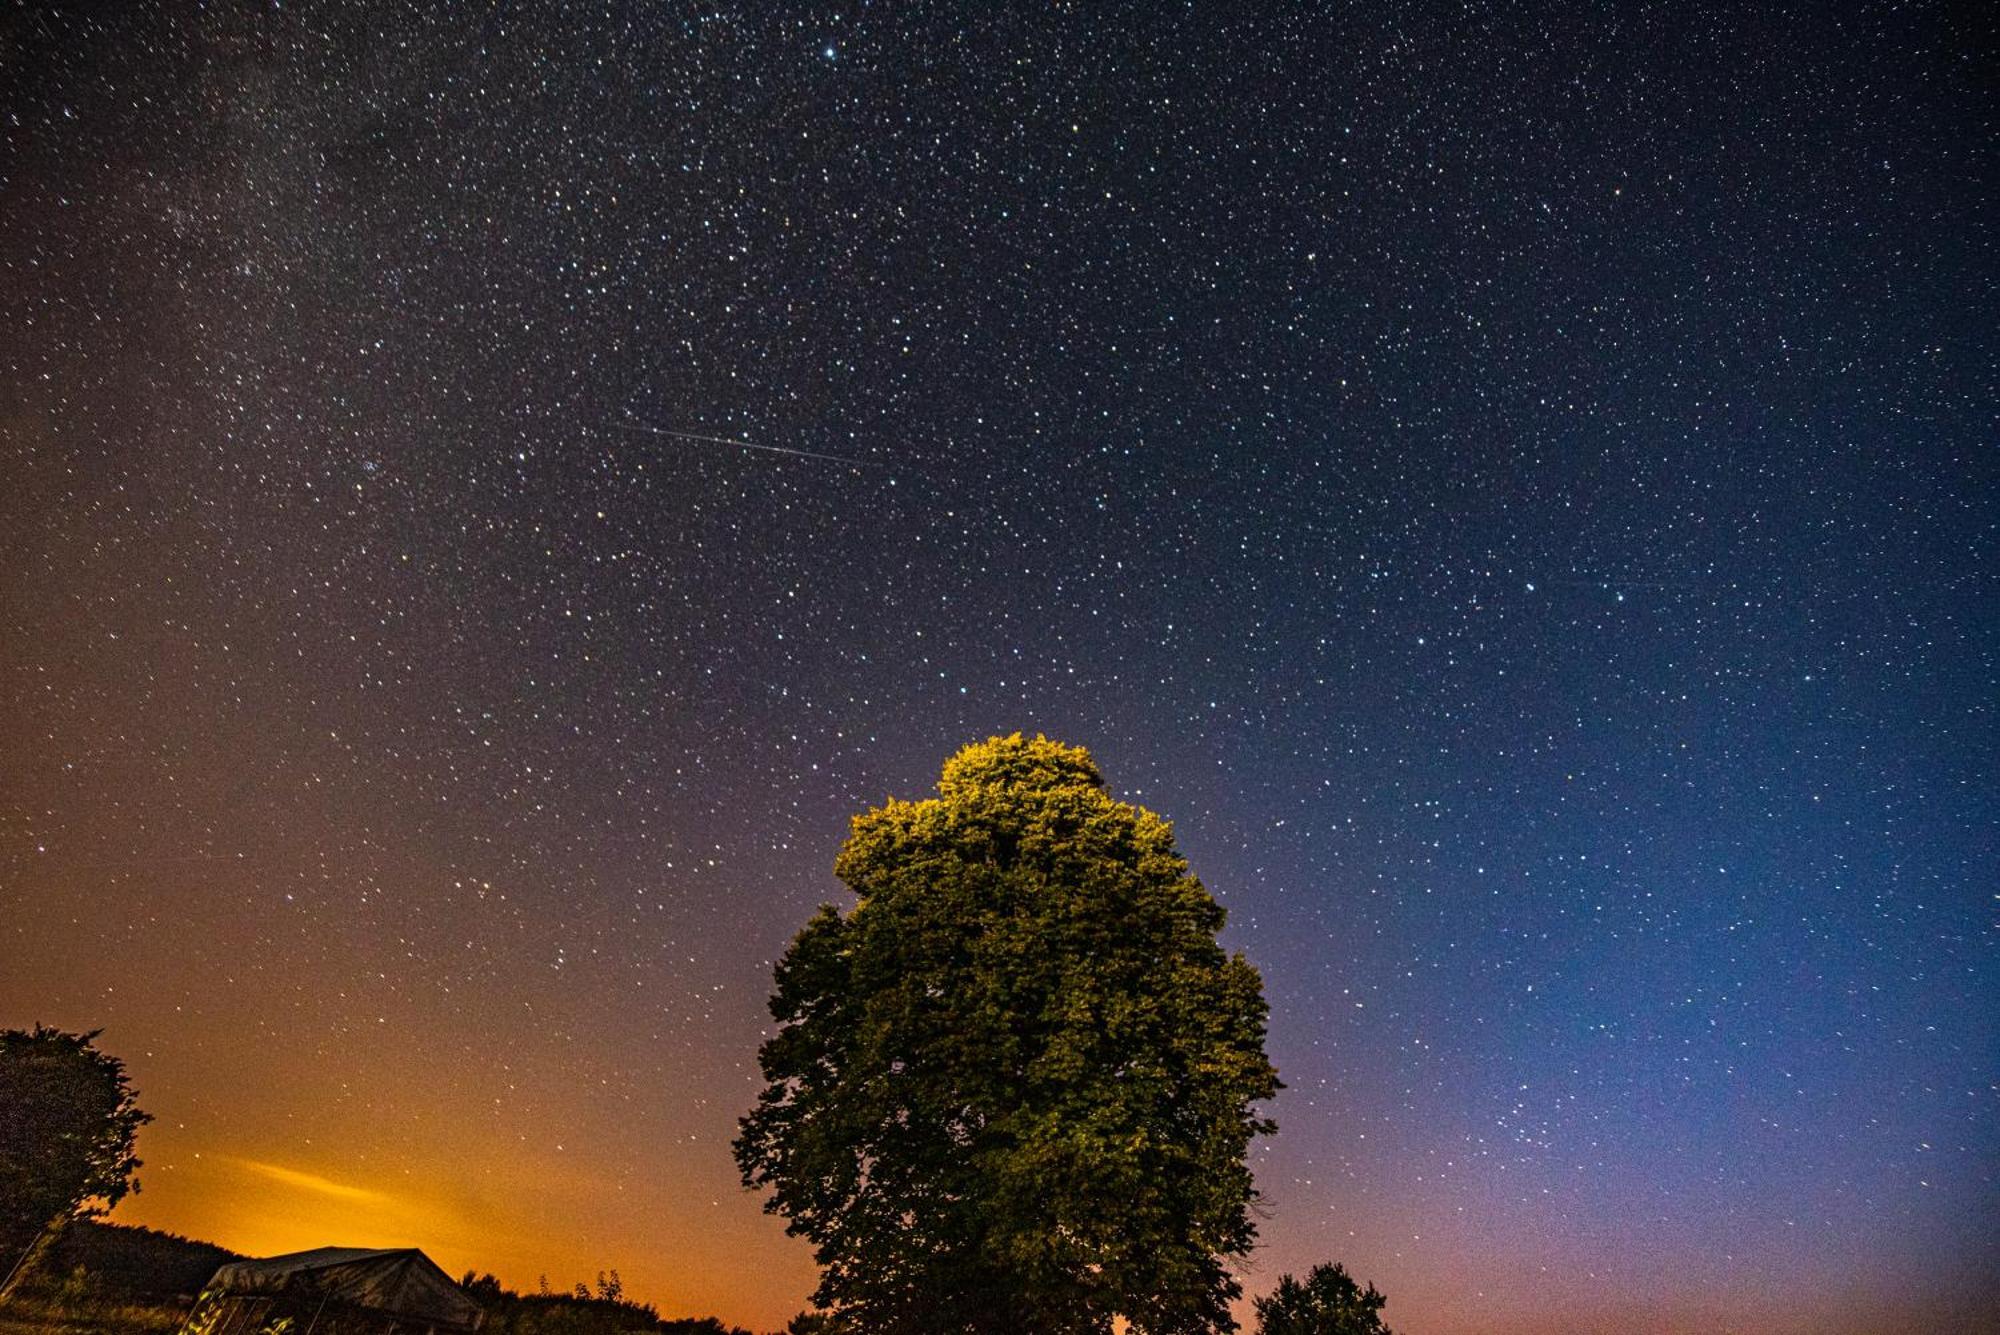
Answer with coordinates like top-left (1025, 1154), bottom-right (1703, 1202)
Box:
top-left (185, 1247), bottom-right (484, 1334)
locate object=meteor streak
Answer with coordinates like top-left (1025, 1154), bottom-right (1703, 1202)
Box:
top-left (616, 420), bottom-right (870, 466)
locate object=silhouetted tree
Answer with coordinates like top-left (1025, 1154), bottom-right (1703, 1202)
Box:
top-left (0, 1027), bottom-right (150, 1301)
top-left (736, 735), bottom-right (1280, 1334)
top-left (1253, 1263), bottom-right (1393, 1335)
top-left (784, 1314), bottom-right (843, 1335)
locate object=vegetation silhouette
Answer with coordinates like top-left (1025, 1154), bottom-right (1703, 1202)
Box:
top-left (0, 1026), bottom-right (151, 1302)
top-left (1252, 1263), bottom-right (1393, 1335)
top-left (0, 1220), bottom-right (235, 1335)
top-left (459, 1270), bottom-right (755, 1335)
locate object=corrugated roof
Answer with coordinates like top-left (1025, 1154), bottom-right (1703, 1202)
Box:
top-left (212, 1247), bottom-right (418, 1278)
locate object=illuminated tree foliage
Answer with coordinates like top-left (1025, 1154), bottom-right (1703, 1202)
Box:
top-left (736, 735), bottom-right (1279, 1334)
top-left (1252, 1263), bottom-right (1393, 1335)
top-left (0, 1027), bottom-right (151, 1296)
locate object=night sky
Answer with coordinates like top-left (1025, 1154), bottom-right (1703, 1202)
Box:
top-left (1, 5), bottom-right (1993, 1333)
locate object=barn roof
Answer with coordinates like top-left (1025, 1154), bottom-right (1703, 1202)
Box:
top-left (205, 1247), bottom-right (482, 1329)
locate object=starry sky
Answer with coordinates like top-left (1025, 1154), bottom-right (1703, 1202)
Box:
top-left (1, 5), bottom-right (1993, 1333)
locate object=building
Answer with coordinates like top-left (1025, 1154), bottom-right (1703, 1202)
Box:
top-left (181, 1246), bottom-right (484, 1335)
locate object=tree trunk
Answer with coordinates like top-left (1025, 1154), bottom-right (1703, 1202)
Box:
top-left (0, 1217), bottom-right (66, 1306)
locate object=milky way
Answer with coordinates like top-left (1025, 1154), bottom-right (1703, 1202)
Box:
top-left (1, 6), bottom-right (1992, 1333)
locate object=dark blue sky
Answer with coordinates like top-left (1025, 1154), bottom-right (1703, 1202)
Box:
top-left (2, 4), bottom-right (1992, 1331)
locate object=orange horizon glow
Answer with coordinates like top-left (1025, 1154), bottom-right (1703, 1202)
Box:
top-left (107, 1115), bottom-right (806, 1327)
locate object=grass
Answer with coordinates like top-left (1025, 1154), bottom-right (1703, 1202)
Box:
top-left (0, 1279), bottom-right (189, 1335)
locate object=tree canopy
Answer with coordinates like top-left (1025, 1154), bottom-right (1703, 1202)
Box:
top-left (0, 1027), bottom-right (151, 1292)
top-left (735, 734), bottom-right (1279, 1334)
top-left (1252, 1263), bottom-right (1393, 1335)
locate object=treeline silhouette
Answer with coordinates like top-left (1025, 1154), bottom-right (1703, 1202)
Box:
top-left (0, 1221), bottom-right (238, 1334)
top-left (36, 1220), bottom-right (237, 1305)
top-left (459, 1270), bottom-right (755, 1335)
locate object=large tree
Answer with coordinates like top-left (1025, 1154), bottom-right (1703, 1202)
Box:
top-left (735, 735), bottom-right (1280, 1334)
top-left (0, 1026), bottom-right (151, 1299)
top-left (1252, 1263), bottom-right (1393, 1335)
